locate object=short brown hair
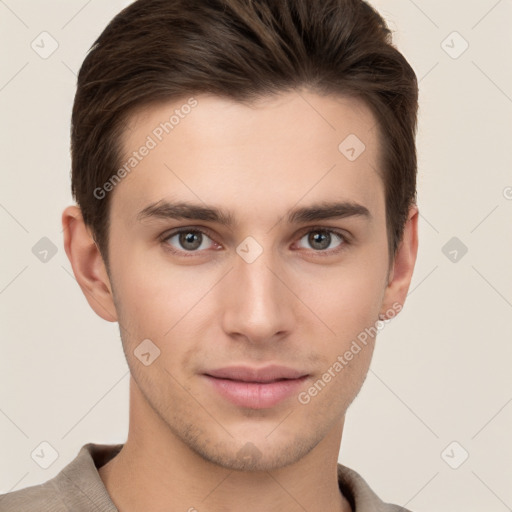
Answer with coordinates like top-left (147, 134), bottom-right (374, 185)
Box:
top-left (71, 0), bottom-right (418, 270)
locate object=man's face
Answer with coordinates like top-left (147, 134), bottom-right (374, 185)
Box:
top-left (104, 90), bottom-right (395, 470)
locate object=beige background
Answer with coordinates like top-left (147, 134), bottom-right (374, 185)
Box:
top-left (1, 1), bottom-right (511, 510)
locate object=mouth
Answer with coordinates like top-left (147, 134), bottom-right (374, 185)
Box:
top-left (209, 377), bottom-right (299, 383)
top-left (202, 365), bottom-right (309, 409)
top-left (204, 364), bottom-right (308, 382)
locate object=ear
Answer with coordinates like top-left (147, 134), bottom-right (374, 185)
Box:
top-left (62, 205), bottom-right (118, 322)
top-left (380, 204), bottom-right (419, 319)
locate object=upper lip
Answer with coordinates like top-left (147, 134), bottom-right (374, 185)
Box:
top-left (204, 365), bottom-right (308, 383)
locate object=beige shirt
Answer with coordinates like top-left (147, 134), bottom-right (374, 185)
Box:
top-left (0, 443), bottom-right (412, 511)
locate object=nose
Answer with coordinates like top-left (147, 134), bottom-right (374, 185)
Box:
top-left (220, 243), bottom-right (295, 345)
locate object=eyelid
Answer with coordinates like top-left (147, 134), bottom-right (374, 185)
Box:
top-left (295, 225), bottom-right (351, 243)
top-left (159, 225), bottom-right (218, 243)
top-left (292, 226), bottom-right (350, 256)
top-left (159, 226), bottom-right (221, 255)
top-left (159, 225), bottom-right (351, 256)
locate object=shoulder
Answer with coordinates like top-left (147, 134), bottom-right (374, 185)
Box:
top-left (0, 478), bottom-right (68, 512)
top-left (0, 443), bottom-right (122, 512)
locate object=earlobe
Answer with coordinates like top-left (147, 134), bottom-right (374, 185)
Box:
top-left (62, 205), bottom-right (118, 322)
top-left (380, 204), bottom-right (419, 319)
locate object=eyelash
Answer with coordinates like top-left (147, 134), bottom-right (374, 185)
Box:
top-left (159, 226), bottom-right (351, 258)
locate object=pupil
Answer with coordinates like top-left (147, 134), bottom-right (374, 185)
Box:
top-left (309, 231), bottom-right (330, 250)
top-left (180, 231), bottom-right (201, 250)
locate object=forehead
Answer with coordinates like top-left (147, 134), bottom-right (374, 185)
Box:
top-left (112, 90), bottom-right (384, 223)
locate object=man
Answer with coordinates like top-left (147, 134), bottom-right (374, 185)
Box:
top-left (0, 0), bottom-right (419, 510)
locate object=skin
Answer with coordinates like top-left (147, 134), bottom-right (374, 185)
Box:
top-left (62, 89), bottom-right (418, 512)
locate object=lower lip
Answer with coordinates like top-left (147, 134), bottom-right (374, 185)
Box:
top-left (203, 375), bottom-right (309, 409)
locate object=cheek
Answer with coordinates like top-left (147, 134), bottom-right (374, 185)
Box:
top-left (111, 247), bottom-right (221, 341)
top-left (297, 257), bottom-right (387, 336)
top-left (299, 270), bottom-right (382, 406)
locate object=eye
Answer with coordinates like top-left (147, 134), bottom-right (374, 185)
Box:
top-left (160, 226), bottom-right (349, 258)
top-left (162, 228), bottom-right (218, 254)
top-left (296, 229), bottom-right (347, 253)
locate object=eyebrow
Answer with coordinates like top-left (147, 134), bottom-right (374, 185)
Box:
top-left (136, 199), bottom-right (371, 226)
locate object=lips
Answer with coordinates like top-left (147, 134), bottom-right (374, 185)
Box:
top-left (204, 365), bottom-right (308, 383)
top-left (203, 365), bottom-right (310, 409)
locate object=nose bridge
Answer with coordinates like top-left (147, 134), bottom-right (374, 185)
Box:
top-left (221, 236), bottom-right (293, 342)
